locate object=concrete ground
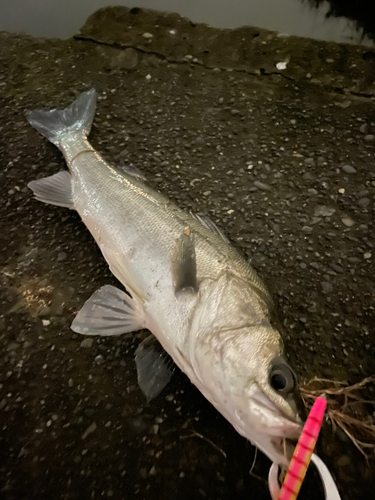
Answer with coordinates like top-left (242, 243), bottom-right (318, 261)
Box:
top-left (0, 6), bottom-right (374, 500)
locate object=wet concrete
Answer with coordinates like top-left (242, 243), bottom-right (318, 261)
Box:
top-left (1, 6), bottom-right (374, 500)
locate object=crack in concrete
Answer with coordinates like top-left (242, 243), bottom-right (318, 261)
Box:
top-left (74, 35), bottom-right (375, 100)
top-left (74, 34), bottom-right (294, 81)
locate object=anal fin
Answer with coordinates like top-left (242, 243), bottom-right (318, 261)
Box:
top-left (28, 171), bottom-right (74, 208)
top-left (71, 285), bottom-right (146, 335)
top-left (135, 335), bottom-right (175, 402)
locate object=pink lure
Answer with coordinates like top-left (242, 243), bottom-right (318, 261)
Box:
top-left (278, 396), bottom-right (327, 500)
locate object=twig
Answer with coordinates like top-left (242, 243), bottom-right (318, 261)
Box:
top-left (300, 376), bottom-right (375, 458)
top-left (180, 432), bottom-right (227, 458)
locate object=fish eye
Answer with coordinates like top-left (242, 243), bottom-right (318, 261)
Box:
top-left (269, 357), bottom-right (296, 396)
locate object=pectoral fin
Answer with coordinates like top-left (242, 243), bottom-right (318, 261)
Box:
top-left (135, 335), bottom-right (175, 402)
top-left (174, 227), bottom-right (198, 295)
top-left (71, 285), bottom-right (146, 335)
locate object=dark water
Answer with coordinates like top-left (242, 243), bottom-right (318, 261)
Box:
top-left (0, 0), bottom-right (374, 45)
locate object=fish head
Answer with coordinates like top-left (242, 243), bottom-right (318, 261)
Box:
top-left (189, 273), bottom-right (303, 466)
top-left (217, 325), bottom-right (302, 466)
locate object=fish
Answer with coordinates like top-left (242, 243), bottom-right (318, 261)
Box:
top-left (26, 88), bottom-right (302, 468)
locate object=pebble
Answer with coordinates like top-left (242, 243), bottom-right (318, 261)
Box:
top-left (253, 180), bottom-right (271, 191)
top-left (81, 338), bottom-right (94, 348)
top-left (142, 32), bottom-right (153, 39)
top-left (359, 123), bottom-right (368, 134)
top-left (314, 205), bottom-right (335, 217)
top-left (364, 252), bottom-right (372, 259)
top-left (342, 217), bottom-right (354, 227)
top-left (57, 252), bottom-right (67, 262)
top-left (95, 354), bottom-right (105, 364)
top-left (358, 197), bottom-right (370, 207)
top-left (195, 136), bottom-right (204, 145)
top-left (321, 281), bottom-right (333, 293)
top-left (341, 217), bottom-right (354, 227)
top-left (81, 422), bottom-right (97, 440)
top-left (342, 165), bottom-right (356, 174)
top-left (308, 188), bottom-right (318, 195)
top-left (302, 172), bottom-right (314, 181)
top-left (359, 189), bottom-right (369, 196)
top-left (348, 257), bottom-right (360, 263)
top-left (304, 158), bottom-right (315, 166)
top-left (230, 109), bottom-right (240, 116)
top-left (7, 342), bottom-right (20, 351)
top-left (364, 134), bottom-right (375, 142)
top-left (202, 191), bottom-right (211, 196)
top-left (311, 217), bottom-right (321, 225)
top-left (330, 263), bottom-right (344, 273)
top-left (302, 226), bottom-right (313, 234)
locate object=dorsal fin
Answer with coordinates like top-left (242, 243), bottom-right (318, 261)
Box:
top-left (191, 213), bottom-right (229, 243)
top-left (174, 227), bottom-right (198, 295)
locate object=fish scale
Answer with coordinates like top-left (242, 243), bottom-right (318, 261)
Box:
top-left (67, 134), bottom-right (270, 308)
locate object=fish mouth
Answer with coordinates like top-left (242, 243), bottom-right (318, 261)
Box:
top-left (250, 389), bottom-right (303, 437)
top-left (244, 388), bottom-right (302, 466)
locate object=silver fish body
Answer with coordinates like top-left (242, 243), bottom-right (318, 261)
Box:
top-left (27, 89), bottom-right (302, 466)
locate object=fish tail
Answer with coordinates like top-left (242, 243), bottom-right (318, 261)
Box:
top-left (26, 88), bottom-right (97, 147)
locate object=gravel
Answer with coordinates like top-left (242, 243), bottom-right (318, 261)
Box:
top-left (1, 8), bottom-right (374, 500)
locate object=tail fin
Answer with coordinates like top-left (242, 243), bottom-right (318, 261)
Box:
top-left (26, 88), bottom-right (97, 145)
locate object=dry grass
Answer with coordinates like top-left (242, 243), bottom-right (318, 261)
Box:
top-left (300, 376), bottom-right (375, 458)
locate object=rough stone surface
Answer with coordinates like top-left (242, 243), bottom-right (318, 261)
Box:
top-left (0, 6), bottom-right (374, 500)
top-left (96, 45), bottom-right (141, 70)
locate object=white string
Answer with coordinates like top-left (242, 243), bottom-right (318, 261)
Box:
top-left (311, 453), bottom-right (342, 500)
top-left (267, 454), bottom-right (341, 500)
